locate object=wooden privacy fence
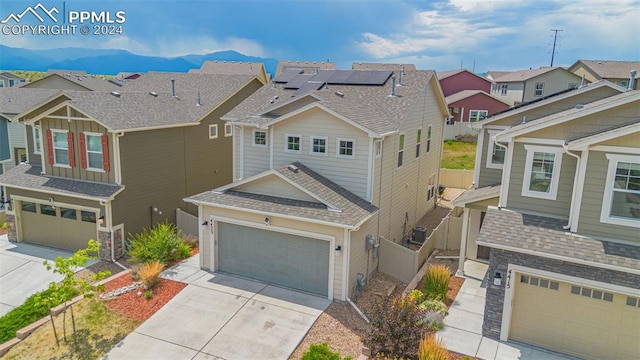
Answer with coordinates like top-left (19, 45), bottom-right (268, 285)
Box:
top-left (439, 168), bottom-right (474, 189)
top-left (176, 208), bottom-right (198, 238)
top-left (378, 210), bottom-right (463, 283)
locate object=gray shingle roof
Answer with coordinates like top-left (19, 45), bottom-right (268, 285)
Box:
top-left (445, 90), bottom-right (509, 105)
top-left (186, 162), bottom-right (378, 228)
top-left (223, 70), bottom-right (436, 135)
top-left (452, 185), bottom-right (500, 207)
top-left (493, 67), bottom-right (569, 82)
top-left (0, 88), bottom-right (61, 116)
top-left (352, 63), bottom-right (416, 71)
top-left (0, 164), bottom-right (123, 200)
top-left (28, 73), bottom-right (121, 91)
top-left (189, 61), bottom-right (266, 76)
top-left (275, 60), bottom-right (336, 76)
top-left (572, 60), bottom-right (640, 79)
top-left (478, 207), bottom-right (640, 271)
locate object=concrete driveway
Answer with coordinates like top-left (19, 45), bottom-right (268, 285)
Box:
top-left (104, 257), bottom-right (331, 360)
top-left (0, 234), bottom-right (72, 317)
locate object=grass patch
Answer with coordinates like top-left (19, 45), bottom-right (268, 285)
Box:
top-left (3, 298), bottom-right (140, 360)
top-left (441, 140), bottom-right (476, 170)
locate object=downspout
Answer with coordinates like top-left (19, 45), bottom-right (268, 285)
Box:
top-left (114, 131), bottom-right (124, 185)
top-left (562, 142), bottom-right (581, 230)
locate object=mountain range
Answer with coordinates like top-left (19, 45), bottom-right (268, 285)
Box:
top-left (0, 45), bottom-right (279, 76)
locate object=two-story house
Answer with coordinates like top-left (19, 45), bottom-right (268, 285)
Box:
top-left (185, 69), bottom-right (449, 300)
top-left (457, 85), bottom-right (639, 359)
top-left (0, 72), bottom-right (27, 88)
top-left (489, 67), bottom-right (584, 106)
top-left (0, 72), bottom-right (263, 260)
top-left (569, 59), bottom-right (639, 90)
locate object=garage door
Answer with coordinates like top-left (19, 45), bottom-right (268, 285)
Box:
top-left (20, 201), bottom-right (97, 252)
top-left (218, 222), bottom-right (330, 297)
top-left (510, 273), bottom-right (640, 360)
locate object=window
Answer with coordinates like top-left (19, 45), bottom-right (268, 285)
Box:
top-left (208, 124), bottom-right (218, 139)
top-left (52, 130), bottom-right (70, 166)
top-left (521, 145), bottom-right (563, 200)
top-left (9, 79), bottom-right (14, 87)
top-left (374, 140), bottom-right (382, 158)
top-left (285, 134), bottom-right (301, 153)
top-left (84, 133), bottom-right (103, 170)
top-left (397, 134), bottom-right (405, 167)
top-left (310, 136), bottom-right (327, 156)
top-left (486, 130), bottom-right (508, 169)
top-left (33, 126), bottom-right (42, 154)
top-left (252, 130), bottom-right (267, 147)
top-left (416, 129), bottom-right (421, 158)
top-left (601, 154), bottom-right (640, 227)
top-left (81, 211), bottom-right (96, 223)
top-left (0, 82), bottom-right (4, 88)
top-left (21, 201), bottom-right (36, 213)
top-left (520, 275), bottom-right (559, 291)
top-left (427, 174), bottom-right (436, 201)
top-left (570, 285), bottom-right (614, 302)
top-left (40, 204), bottom-right (56, 216)
top-left (469, 110), bottom-right (488, 122)
top-left (500, 84), bottom-right (508, 95)
top-left (60, 207), bottom-right (77, 220)
top-left (534, 82), bottom-right (544, 97)
top-left (336, 138), bottom-right (355, 159)
top-left (426, 125), bottom-right (432, 153)
top-left (627, 296), bottom-right (640, 308)
top-left (224, 124), bottom-right (232, 137)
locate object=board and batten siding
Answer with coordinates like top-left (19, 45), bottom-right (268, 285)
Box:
top-left (506, 142), bottom-right (575, 218)
top-left (348, 216), bottom-right (379, 298)
top-left (271, 107), bottom-right (370, 199)
top-left (577, 150), bottom-right (639, 243)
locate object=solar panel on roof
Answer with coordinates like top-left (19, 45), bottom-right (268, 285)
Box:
top-left (283, 74), bottom-right (314, 89)
top-left (273, 70), bottom-right (302, 83)
top-left (364, 70), bottom-right (393, 85)
top-left (293, 82), bottom-right (324, 96)
top-left (307, 70), bottom-right (334, 84)
top-left (327, 70), bottom-right (353, 84)
top-left (344, 70), bottom-right (373, 84)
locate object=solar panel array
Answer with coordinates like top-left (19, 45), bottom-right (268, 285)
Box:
top-left (273, 70), bottom-right (393, 93)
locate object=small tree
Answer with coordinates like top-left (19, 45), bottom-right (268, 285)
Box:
top-left (39, 239), bottom-right (111, 345)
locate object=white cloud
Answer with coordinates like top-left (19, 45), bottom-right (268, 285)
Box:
top-left (449, 0), bottom-right (524, 13)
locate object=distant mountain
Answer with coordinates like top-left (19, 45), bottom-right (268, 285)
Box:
top-left (0, 45), bottom-right (278, 76)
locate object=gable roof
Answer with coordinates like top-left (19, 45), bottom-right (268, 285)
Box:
top-left (492, 67), bottom-right (578, 83)
top-left (452, 184), bottom-right (501, 207)
top-left (0, 88), bottom-right (61, 117)
top-left (189, 61), bottom-right (269, 83)
top-left (566, 119), bottom-right (640, 151)
top-left (495, 90), bottom-right (640, 141)
top-left (445, 89), bottom-right (510, 106)
top-left (0, 72), bottom-right (25, 80)
top-left (185, 162), bottom-right (378, 229)
top-left (485, 71), bottom-right (511, 80)
top-left (352, 63), bottom-right (416, 71)
top-left (275, 60), bottom-right (336, 76)
top-left (437, 69), bottom-right (492, 84)
top-left (24, 72), bottom-right (121, 91)
top-left (569, 60), bottom-right (640, 79)
top-left (223, 70), bottom-right (445, 136)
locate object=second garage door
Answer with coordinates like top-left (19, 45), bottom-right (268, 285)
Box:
top-left (217, 222), bottom-right (330, 297)
top-left (510, 273), bottom-right (640, 360)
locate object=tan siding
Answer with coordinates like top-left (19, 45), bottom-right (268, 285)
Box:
top-left (599, 132), bottom-right (640, 147)
top-left (234, 175), bottom-right (319, 202)
top-left (522, 70), bottom-right (581, 103)
top-left (478, 128), bottom-right (505, 187)
top-left (272, 107), bottom-right (370, 199)
top-left (577, 151), bottom-right (639, 243)
top-left (348, 216), bottom-right (378, 298)
top-left (506, 142), bottom-right (574, 217)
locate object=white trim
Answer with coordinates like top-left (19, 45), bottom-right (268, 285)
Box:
top-left (374, 140), bottom-right (382, 158)
top-left (336, 137), bottom-right (356, 159)
top-left (457, 207), bottom-right (470, 276)
top-left (197, 204), bottom-right (204, 268)
top-left (239, 126), bottom-right (244, 180)
top-left (521, 145), bottom-right (564, 200)
top-left (113, 132), bottom-right (123, 185)
top-left (224, 123), bottom-right (232, 137)
top-left (485, 130), bottom-right (507, 169)
top-left (500, 264), bottom-right (640, 341)
top-left (514, 138), bottom-right (566, 146)
top-left (269, 126), bottom-right (274, 168)
top-left (4, 182), bottom-right (124, 203)
top-left (342, 228), bottom-right (350, 301)
top-left (367, 138), bottom-right (373, 202)
top-left (32, 125), bottom-right (42, 154)
top-left (50, 129), bottom-right (70, 167)
top-left (211, 215), bottom-right (335, 300)
top-left (284, 133), bottom-right (302, 154)
top-left (309, 135), bottom-right (328, 157)
top-left (232, 126), bottom-right (236, 181)
top-left (209, 216), bottom-right (215, 271)
top-left (599, 153), bottom-right (640, 228)
top-left (83, 132), bottom-right (106, 172)
top-left (570, 150), bottom-right (588, 232)
top-left (590, 145), bottom-right (640, 155)
top-left (499, 141), bottom-right (515, 206)
top-left (397, 133), bottom-right (405, 168)
top-left (251, 128), bottom-right (267, 148)
top-left (425, 125), bottom-right (432, 154)
top-left (208, 124), bottom-right (218, 139)
top-left (473, 129), bottom-right (485, 187)
top-left (415, 127), bottom-right (422, 159)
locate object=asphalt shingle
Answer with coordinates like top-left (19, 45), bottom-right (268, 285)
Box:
top-left (0, 88), bottom-right (61, 116)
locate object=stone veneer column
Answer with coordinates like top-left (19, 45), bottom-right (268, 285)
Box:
top-left (5, 214), bottom-right (17, 242)
top-left (97, 230), bottom-right (112, 261)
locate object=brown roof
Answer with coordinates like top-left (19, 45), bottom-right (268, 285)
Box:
top-left (570, 60), bottom-right (640, 79)
top-left (352, 63), bottom-right (416, 71)
top-left (190, 60), bottom-right (266, 77)
top-left (275, 60), bottom-right (336, 76)
top-left (493, 67), bottom-right (565, 82)
top-left (25, 72), bottom-right (121, 91)
top-left (0, 88), bottom-right (61, 116)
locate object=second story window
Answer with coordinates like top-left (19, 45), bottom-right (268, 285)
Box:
top-left (397, 134), bottom-right (405, 167)
top-left (337, 138), bottom-right (355, 159)
top-left (310, 136), bottom-right (327, 156)
top-left (209, 124), bottom-right (218, 139)
top-left (225, 124), bottom-right (233, 137)
top-left (500, 84), bottom-right (508, 95)
top-left (469, 110), bottom-right (488, 122)
top-left (426, 125), bottom-right (432, 153)
top-left (601, 154), bottom-right (640, 228)
top-left (534, 82), bottom-right (545, 97)
top-left (486, 130), bottom-right (508, 169)
top-left (253, 130), bottom-right (267, 147)
top-left (79, 132), bottom-right (110, 172)
top-left (521, 145), bottom-right (563, 200)
top-left (416, 129), bottom-right (421, 158)
top-left (48, 130), bottom-right (74, 167)
top-left (33, 126), bottom-right (42, 154)
top-left (285, 134), bottom-right (301, 153)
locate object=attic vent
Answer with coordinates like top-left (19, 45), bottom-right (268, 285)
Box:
top-left (149, 91), bottom-right (158, 97)
top-left (288, 164), bottom-right (299, 173)
top-left (110, 91), bottom-right (121, 98)
top-left (335, 91), bottom-right (344, 97)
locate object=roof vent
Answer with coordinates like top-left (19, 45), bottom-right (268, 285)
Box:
top-left (521, 115), bottom-right (526, 124)
top-left (389, 76), bottom-right (397, 97)
top-left (575, 104), bottom-right (584, 109)
top-left (196, 91), bottom-right (202, 106)
top-left (288, 164), bottom-right (299, 173)
top-left (335, 91), bottom-right (344, 97)
top-left (110, 91), bottom-right (121, 98)
top-left (149, 91), bottom-right (158, 97)
top-left (171, 79), bottom-right (176, 97)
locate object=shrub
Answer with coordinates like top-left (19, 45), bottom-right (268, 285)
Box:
top-left (302, 342), bottom-right (352, 360)
top-left (419, 299), bottom-right (448, 317)
top-left (422, 265), bottom-right (451, 302)
top-left (407, 289), bottom-right (424, 304)
top-left (144, 290), bottom-right (153, 299)
top-left (1, 222), bottom-right (7, 230)
top-left (365, 294), bottom-right (428, 359)
top-left (182, 234), bottom-right (199, 249)
top-left (422, 311), bottom-right (445, 332)
top-left (138, 261), bottom-right (164, 289)
top-left (417, 334), bottom-right (449, 360)
top-left (127, 222), bottom-right (191, 265)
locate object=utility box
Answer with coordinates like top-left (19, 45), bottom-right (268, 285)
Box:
top-left (411, 226), bottom-right (427, 244)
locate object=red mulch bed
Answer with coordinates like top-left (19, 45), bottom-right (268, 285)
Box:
top-left (100, 272), bottom-right (187, 322)
top-left (445, 275), bottom-right (465, 307)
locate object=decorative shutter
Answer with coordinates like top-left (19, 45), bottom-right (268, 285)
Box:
top-left (79, 133), bottom-right (87, 169)
top-left (67, 132), bottom-right (76, 167)
top-left (101, 135), bottom-right (110, 172)
top-left (46, 129), bottom-right (54, 165)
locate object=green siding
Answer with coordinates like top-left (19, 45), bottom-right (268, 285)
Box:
top-left (0, 116), bottom-right (9, 161)
top-left (478, 128), bottom-right (505, 187)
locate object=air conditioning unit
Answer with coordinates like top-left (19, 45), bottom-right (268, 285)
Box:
top-left (411, 226), bottom-right (427, 244)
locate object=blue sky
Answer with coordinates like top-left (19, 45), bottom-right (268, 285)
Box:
top-left (1, 0), bottom-right (638, 72)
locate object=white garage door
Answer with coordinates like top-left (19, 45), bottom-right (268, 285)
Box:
top-left (217, 222), bottom-right (330, 297)
top-left (510, 273), bottom-right (640, 360)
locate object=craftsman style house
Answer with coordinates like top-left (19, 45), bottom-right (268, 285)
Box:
top-left (186, 68), bottom-right (449, 300)
top-left (0, 73), bottom-right (263, 260)
top-left (454, 81), bottom-right (639, 359)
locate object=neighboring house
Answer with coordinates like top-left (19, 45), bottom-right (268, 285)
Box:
top-left (275, 60), bottom-right (336, 76)
top-left (568, 59), bottom-right (640, 90)
top-left (453, 84), bottom-right (639, 359)
top-left (189, 61), bottom-right (270, 84)
top-left (438, 69), bottom-right (492, 97)
top-left (444, 90), bottom-right (509, 124)
top-left (0, 72), bottom-right (27, 88)
top-left (22, 70), bottom-right (121, 91)
top-left (0, 73), bottom-right (263, 260)
top-left (489, 67), bottom-right (583, 106)
top-left (185, 69), bottom-right (449, 300)
top-left (352, 63), bottom-right (416, 71)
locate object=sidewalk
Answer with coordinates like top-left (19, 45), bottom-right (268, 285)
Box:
top-left (438, 260), bottom-right (578, 360)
